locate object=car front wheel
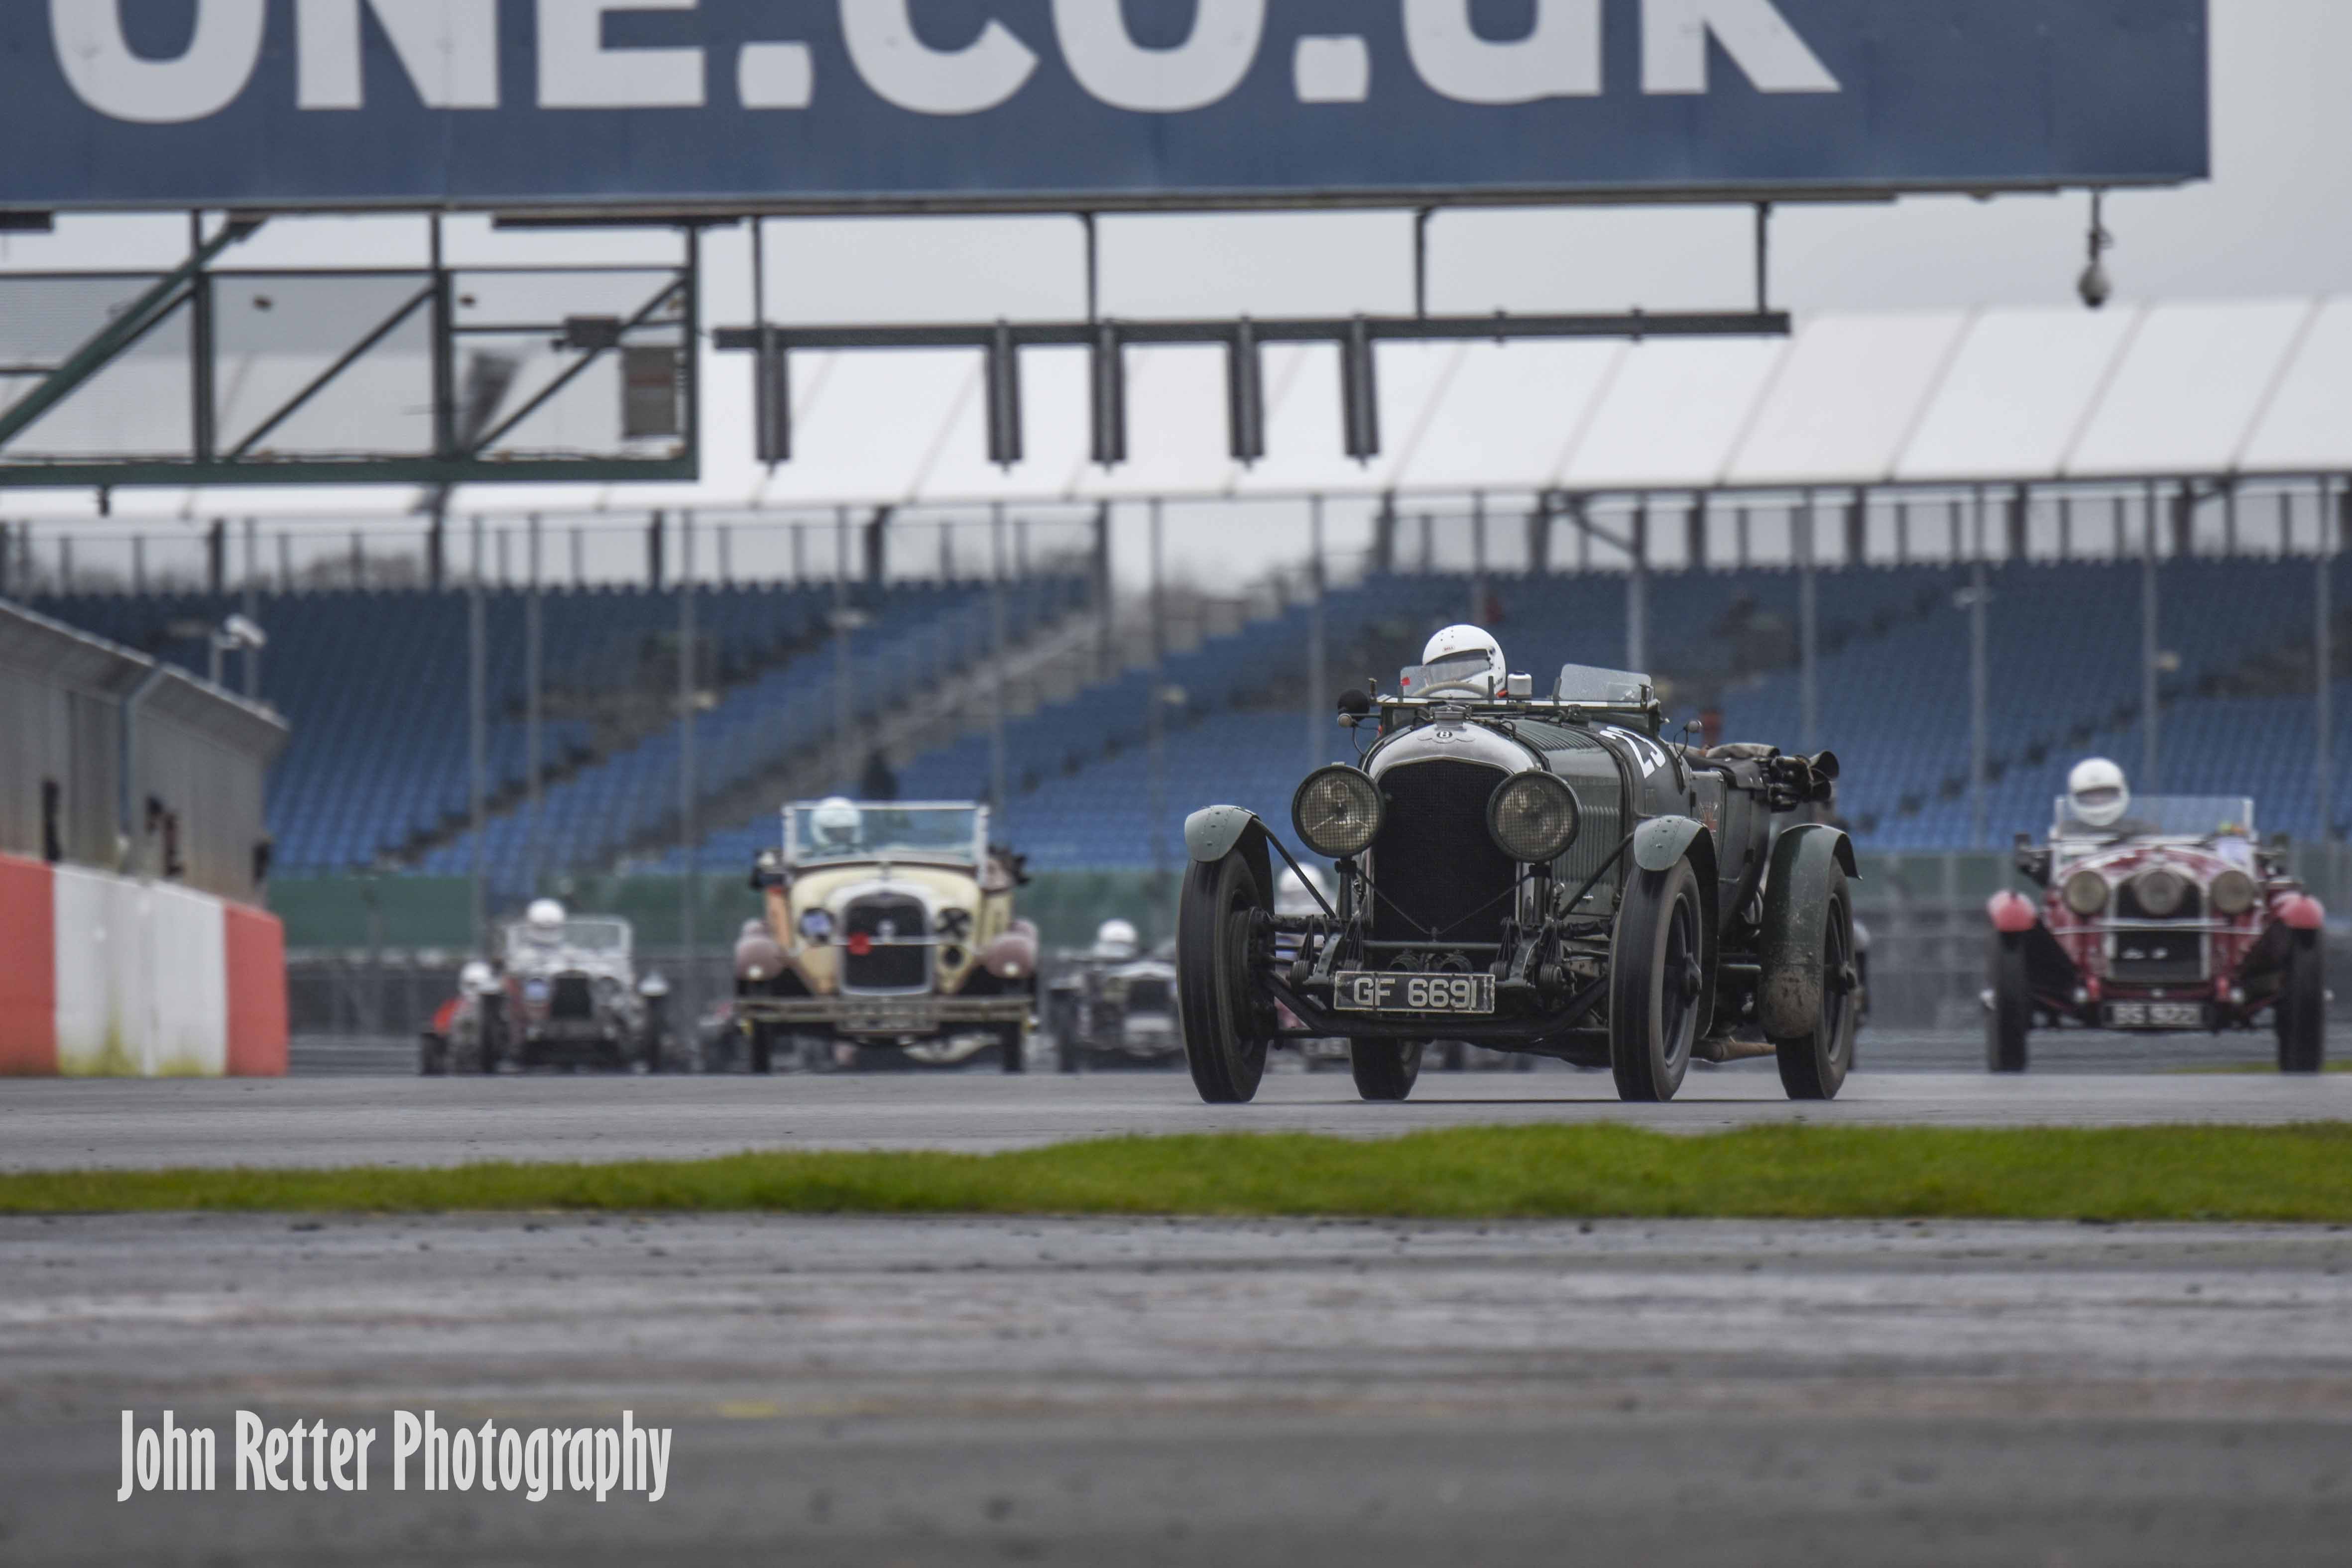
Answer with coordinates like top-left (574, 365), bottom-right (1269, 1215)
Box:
top-left (2276, 931), bottom-right (2327, 1074)
top-left (1176, 852), bottom-right (1273, 1105)
top-left (1986, 933), bottom-right (2031, 1073)
top-left (1609, 859), bottom-right (1703, 1103)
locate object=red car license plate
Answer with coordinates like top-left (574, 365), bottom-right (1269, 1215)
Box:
top-left (2103, 1001), bottom-right (2208, 1031)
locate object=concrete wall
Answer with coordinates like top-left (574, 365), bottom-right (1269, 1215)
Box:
top-left (0, 852), bottom-right (285, 1077)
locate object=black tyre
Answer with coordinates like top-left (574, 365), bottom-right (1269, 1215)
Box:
top-left (1176, 852), bottom-right (1274, 1104)
top-left (1349, 1039), bottom-right (1423, 1102)
top-left (418, 1033), bottom-right (448, 1077)
top-left (1609, 859), bottom-right (1704, 1103)
top-left (999, 1024), bottom-right (1028, 1073)
top-left (1772, 874), bottom-right (1859, 1102)
top-left (1986, 933), bottom-right (2030, 1073)
top-left (2276, 931), bottom-right (2327, 1074)
top-left (748, 1021), bottom-right (778, 1075)
top-left (1051, 997), bottom-right (1082, 1074)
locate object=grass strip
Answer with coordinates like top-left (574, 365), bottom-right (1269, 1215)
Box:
top-left (7, 1123), bottom-right (2352, 1223)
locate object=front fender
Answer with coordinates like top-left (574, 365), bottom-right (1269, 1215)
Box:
top-left (1633, 815), bottom-right (1708, 874)
top-left (1184, 805), bottom-right (1275, 900)
top-left (1759, 824), bottom-right (1858, 1039)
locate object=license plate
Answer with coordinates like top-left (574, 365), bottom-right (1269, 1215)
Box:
top-left (1333, 971), bottom-right (1496, 1015)
top-left (839, 1002), bottom-right (939, 1036)
top-left (2103, 1001), bottom-right (2208, 1031)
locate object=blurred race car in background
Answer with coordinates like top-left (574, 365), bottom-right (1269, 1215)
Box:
top-left (1987, 776), bottom-right (2326, 1073)
top-left (737, 798), bottom-right (1038, 1073)
top-left (421, 902), bottom-right (680, 1073)
top-left (1046, 920), bottom-right (1181, 1072)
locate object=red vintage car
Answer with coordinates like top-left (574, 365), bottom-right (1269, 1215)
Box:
top-left (1985, 792), bottom-right (2326, 1073)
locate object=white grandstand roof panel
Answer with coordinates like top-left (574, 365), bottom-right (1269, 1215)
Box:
top-left (1725, 311), bottom-right (1971, 488)
top-left (1068, 346), bottom-right (1233, 500)
top-left (752, 349), bottom-right (980, 507)
top-left (913, 346), bottom-right (1095, 504)
top-left (1392, 340), bottom-right (1621, 493)
top-left (1221, 340), bottom-right (1462, 496)
top-left (1893, 306), bottom-right (2142, 482)
top-left (2065, 299), bottom-right (2314, 477)
top-left (2238, 298), bottom-right (2352, 474)
top-left (1226, 343), bottom-right (1367, 497)
top-left (1558, 337), bottom-right (1784, 491)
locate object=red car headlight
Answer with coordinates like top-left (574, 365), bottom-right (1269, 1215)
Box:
top-left (2062, 869), bottom-right (2109, 917)
top-left (2132, 868), bottom-right (2188, 918)
top-left (2208, 869), bottom-right (2256, 918)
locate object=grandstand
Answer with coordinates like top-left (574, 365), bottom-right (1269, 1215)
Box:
top-left (28, 575), bottom-right (1085, 890)
top-left (24, 545), bottom-right (2339, 891)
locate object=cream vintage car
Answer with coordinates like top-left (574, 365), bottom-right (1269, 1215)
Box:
top-left (735, 799), bottom-right (1038, 1072)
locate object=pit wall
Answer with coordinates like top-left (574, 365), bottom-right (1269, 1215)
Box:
top-left (0, 852), bottom-right (286, 1077)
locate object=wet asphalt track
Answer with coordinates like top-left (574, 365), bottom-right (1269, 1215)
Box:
top-left (7, 1040), bottom-right (2349, 1564)
top-left (2, 1055), bottom-right (2347, 1173)
top-left (5, 1215), bottom-right (2351, 1567)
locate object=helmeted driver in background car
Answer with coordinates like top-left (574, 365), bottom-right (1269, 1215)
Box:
top-left (523, 897), bottom-right (566, 951)
top-left (1092, 919), bottom-right (1141, 961)
top-left (2063, 756), bottom-right (2155, 837)
top-left (811, 796), bottom-right (864, 853)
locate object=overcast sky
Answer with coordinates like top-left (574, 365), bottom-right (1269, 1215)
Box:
top-left (2, 0), bottom-right (2346, 589)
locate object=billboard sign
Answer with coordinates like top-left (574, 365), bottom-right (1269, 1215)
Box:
top-left (1, 1), bottom-right (2209, 212)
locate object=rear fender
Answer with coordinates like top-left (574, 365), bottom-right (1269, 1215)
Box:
top-left (1759, 825), bottom-right (1858, 1039)
top-left (1184, 805), bottom-right (1275, 901)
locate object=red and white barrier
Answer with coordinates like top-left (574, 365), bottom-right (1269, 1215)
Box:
top-left (0, 852), bottom-right (286, 1077)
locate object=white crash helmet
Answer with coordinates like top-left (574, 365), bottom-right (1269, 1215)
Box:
top-left (459, 959), bottom-right (498, 996)
top-left (2067, 757), bottom-right (2131, 828)
top-left (524, 898), bottom-right (566, 943)
top-left (811, 796), bottom-right (863, 851)
top-left (1419, 625), bottom-right (1506, 698)
top-left (1093, 919), bottom-right (1140, 960)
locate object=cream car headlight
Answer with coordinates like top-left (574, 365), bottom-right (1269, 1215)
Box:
top-left (1293, 766), bottom-right (1383, 860)
top-left (2062, 869), bottom-right (2109, 917)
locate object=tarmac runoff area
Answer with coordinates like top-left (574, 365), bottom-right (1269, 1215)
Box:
top-left (0, 1067), bottom-right (2345, 1173)
top-left (4, 1214), bottom-right (2350, 1566)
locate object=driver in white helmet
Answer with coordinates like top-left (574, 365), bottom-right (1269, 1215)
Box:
top-left (523, 897), bottom-right (567, 948)
top-left (1092, 919), bottom-right (1140, 961)
top-left (1414, 625), bottom-right (1507, 699)
top-left (2065, 758), bottom-right (2142, 834)
top-left (811, 796), bottom-right (864, 853)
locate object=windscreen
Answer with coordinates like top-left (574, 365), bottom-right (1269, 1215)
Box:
top-left (2053, 795), bottom-right (2257, 840)
top-left (503, 918), bottom-right (629, 959)
top-left (788, 802), bottom-right (983, 863)
top-left (1554, 665), bottom-right (1654, 705)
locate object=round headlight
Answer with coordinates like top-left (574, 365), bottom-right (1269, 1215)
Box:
top-left (1293, 766), bottom-right (1383, 860)
top-left (2208, 868), bottom-right (2256, 918)
top-left (2133, 868), bottom-right (2188, 918)
top-left (1487, 772), bottom-right (1582, 864)
top-left (2062, 869), bottom-right (2110, 917)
